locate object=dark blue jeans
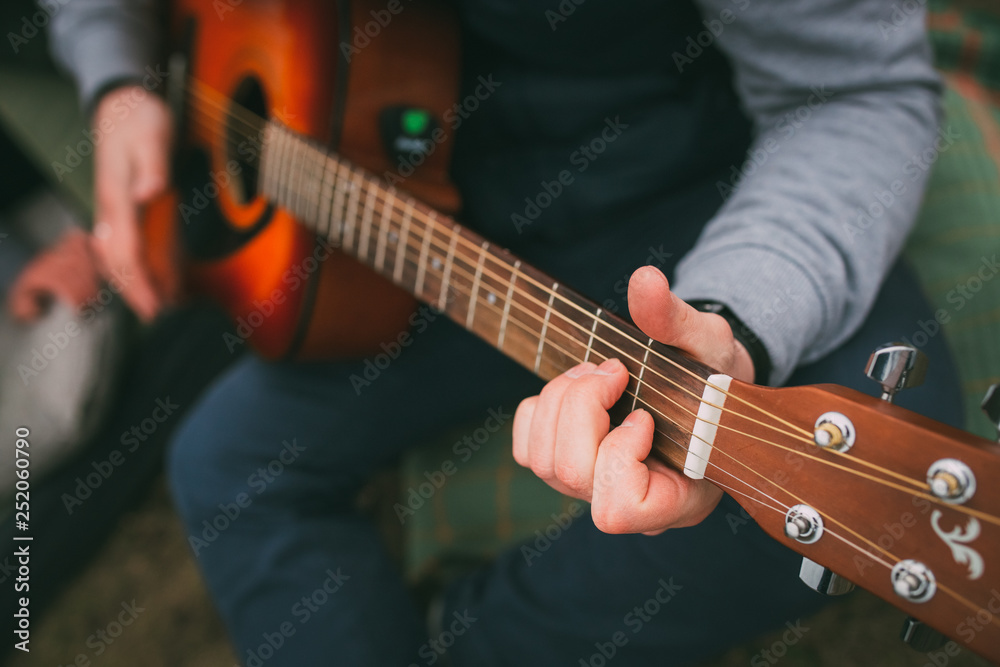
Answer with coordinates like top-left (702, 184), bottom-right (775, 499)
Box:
top-left (167, 256), bottom-right (962, 666)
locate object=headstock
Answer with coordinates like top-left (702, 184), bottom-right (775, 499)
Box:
top-left (705, 350), bottom-right (1000, 663)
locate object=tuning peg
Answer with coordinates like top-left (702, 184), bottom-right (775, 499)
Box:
top-left (981, 383), bottom-right (1000, 441)
top-left (901, 617), bottom-right (947, 652)
top-left (865, 343), bottom-right (928, 403)
top-left (799, 557), bottom-right (855, 596)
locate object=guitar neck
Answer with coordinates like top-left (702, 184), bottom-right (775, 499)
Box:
top-left (259, 121), bottom-right (717, 471)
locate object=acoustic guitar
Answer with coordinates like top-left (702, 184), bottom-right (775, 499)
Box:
top-left (143, 0), bottom-right (1000, 660)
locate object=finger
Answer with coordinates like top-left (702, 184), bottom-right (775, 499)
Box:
top-left (552, 358), bottom-right (630, 498)
top-left (628, 265), bottom-right (731, 360)
top-left (525, 361), bottom-right (598, 481)
top-left (94, 158), bottom-right (162, 321)
top-left (130, 121), bottom-right (171, 203)
top-left (512, 395), bottom-right (538, 468)
top-left (592, 409), bottom-right (723, 534)
top-left (8, 275), bottom-right (46, 321)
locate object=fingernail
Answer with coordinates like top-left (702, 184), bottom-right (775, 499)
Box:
top-left (621, 410), bottom-right (646, 427)
top-left (593, 358), bottom-right (619, 376)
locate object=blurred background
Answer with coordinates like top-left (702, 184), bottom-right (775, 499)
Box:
top-left (1, 0), bottom-right (1000, 665)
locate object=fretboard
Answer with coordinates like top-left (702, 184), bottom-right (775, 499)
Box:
top-left (259, 121), bottom-right (715, 470)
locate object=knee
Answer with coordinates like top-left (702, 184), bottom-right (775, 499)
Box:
top-left (166, 409), bottom-right (236, 524)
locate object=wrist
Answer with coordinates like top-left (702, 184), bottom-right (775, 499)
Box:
top-left (688, 300), bottom-right (772, 385)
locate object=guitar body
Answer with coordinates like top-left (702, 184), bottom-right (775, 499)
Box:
top-left (143, 0), bottom-right (461, 359)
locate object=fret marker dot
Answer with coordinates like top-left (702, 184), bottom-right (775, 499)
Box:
top-left (431, 257), bottom-right (443, 270)
top-left (487, 292), bottom-right (497, 305)
top-left (388, 232), bottom-right (399, 244)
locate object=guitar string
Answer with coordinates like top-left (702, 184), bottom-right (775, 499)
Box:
top-left (185, 86), bottom-right (1000, 523)
top-left (183, 85), bottom-right (1000, 617)
top-left (182, 102), bottom-right (963, 506)
top-left (185, 81), bottom-right (817, 440)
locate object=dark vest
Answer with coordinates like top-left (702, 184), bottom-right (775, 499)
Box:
top-left (450, 0), bottom-right (752, 264)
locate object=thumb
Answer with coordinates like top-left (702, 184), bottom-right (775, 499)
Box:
top-left (627, 266), bottom-right (730, 360)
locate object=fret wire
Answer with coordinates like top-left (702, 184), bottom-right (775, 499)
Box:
top-left (290, 135), bottom-right (306, 217)
top-left (374, 189), bottom-right (395, 273)
top-left (280, 131), bottom-right (296, 213)
top-left (344, 168), bottom-right (364, 255)
top-left (357, 171), bottom-right (377, 261)
top-left (308, 144), bottom-right (324, 225)
top-left (275, 125), bottom-right (292, 212)
top-left (415, 211), bottom-right (436, 297)
top-left (336, 161), bottom-right (353, 250)
top-left (465, 242), bottom-right (490, 329)
top-left (317, 155), bottom-right (335, 242)
top-left (633, 337), bottom-right (653, 412)
top-left (497, 260), bottom-right (521, 351)
top-left (260, 122), bottom-right (276, 200)
top-left (438, 225), bottom-right (461, 311)
top-left (583, 307), bottom-right (602, 363)
top-left (394, 201), bottom-right (415, 283)
top-left (302, 141), bottom-right (318, 223)
top-left (534, 283), bottom-right (559, 374)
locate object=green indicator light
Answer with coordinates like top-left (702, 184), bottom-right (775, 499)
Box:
top-left (401, 109), bottom-right (430, 135)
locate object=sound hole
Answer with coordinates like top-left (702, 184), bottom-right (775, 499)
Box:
top-left (226, 76), bottom-right (268, 205)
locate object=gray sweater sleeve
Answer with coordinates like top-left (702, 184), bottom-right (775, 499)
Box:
top-left (672, 0), bottom-right (942, 385)
top-left (47, 0), bottom-right (161, 112)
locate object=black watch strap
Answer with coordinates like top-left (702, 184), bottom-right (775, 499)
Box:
top-left (687, 300), bottom-right (772, 386)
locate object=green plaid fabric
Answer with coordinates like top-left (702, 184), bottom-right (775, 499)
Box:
top-left (907, 1), bottom-right (1000, 439)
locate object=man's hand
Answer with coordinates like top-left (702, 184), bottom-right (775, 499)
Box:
top-left (512, 265), bottom-right (754, 535)
top-left (8, 228), bottom-right (101, 321)
top-left (91, 86), bottom-right (174, 321)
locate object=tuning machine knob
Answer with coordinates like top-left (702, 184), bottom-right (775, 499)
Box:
top-left (901, 617), bottom-right (947, 652)
top-left (799, 557), bottom-right (855, 596)
top-left (982, 383), bottom-right (1000, 441)
top-left (865, 343), bottom-right (927, 403)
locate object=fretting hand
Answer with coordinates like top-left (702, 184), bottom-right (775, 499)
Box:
top-left (512, 265), bottom-right (754, 535)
